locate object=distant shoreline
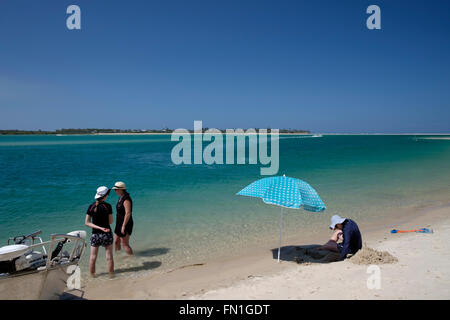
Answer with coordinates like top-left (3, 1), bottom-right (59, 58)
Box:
top-left (0, 132), bottom-right (449, 136)
top-left (93, 132), bottom-right (312, 135)
top-left (0, 132), bottom-right (311, 136)
top-left (0, 130), bottom-right (310, 136)
top-left (418, 137), bottom-right (450, 140)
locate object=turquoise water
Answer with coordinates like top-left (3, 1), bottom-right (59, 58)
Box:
top-left (1, 134), bottom-right (450, 278)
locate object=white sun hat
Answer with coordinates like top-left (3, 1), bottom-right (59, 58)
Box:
top-left (95, 186), bottom-right (110, 199)
top-left (329, 214), bottom-right (346, 230)
top-left (112, 181), bottom-right (127, 190)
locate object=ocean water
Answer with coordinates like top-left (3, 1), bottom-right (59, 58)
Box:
top-left (0, 134), bottom-right (449, 278)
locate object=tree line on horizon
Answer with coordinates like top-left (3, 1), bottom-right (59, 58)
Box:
top-left (0, 128), bottom-right (310, 135)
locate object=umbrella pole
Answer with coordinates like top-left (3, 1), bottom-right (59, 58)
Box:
top-left (277, 207), bottom-right (283, 263)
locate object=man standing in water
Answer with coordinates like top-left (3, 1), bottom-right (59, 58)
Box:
top-left (112, 181), bottom-right (134, 255)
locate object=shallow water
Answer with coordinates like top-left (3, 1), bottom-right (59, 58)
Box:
top-left (0, 134), bottom-right (449, 279)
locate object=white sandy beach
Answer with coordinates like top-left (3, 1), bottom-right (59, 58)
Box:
top-left (191, 214), bottom-right (450, 300)
top-left (79, 203), bottom-right (450, 300)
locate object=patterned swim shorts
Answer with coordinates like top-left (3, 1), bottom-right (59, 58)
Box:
top-left (90, 232), bottom-right (113, 247)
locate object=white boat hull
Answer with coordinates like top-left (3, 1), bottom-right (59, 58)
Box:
top-left (0, 262), bottom-right (75, 300)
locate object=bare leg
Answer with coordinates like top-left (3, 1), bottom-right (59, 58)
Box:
top-left (114, 234), bottom-right (121, 252)
top-left (120, 234), bottom-right (133, 256)
top-left (330, 230), bottom-right (343, 242)
top-left (317, 240), bottom-right (339, 252)
top-left (89, 246), bottom-right (99, 277)
top-left (105, 244), bottom-right (114, 278)
top-left (317, 230), bottom-right (342, 252)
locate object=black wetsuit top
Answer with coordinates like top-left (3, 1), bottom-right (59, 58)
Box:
top-left (337, 219), bottom-right (362, 260)
top-left (114, 192), bottom-right (133, 237)
top-left (86, 202), bottom-right (112, 234)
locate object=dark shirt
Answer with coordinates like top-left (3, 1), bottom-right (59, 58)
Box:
top-left (115, 192), bottom-right (134, 236)
top-left (338, 219), bottom-right (362, 260)
top-left (86, 201), bottom-right (112, 234)
top-left (116, 192), bottom-right (133, 219)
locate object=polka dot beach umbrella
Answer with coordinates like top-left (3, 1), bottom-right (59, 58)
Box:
top-left (237, 175), bottom-right (326, 262)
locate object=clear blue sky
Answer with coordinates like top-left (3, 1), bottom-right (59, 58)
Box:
top-left (0, 0), bottom-right (449, 132)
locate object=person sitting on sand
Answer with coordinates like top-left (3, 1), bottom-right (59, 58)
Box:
top-left (85, 186), bottom-right (114, 278)
top-left (323, 215), bottom-right (362, 260)
top-left (112, 181), bottom-right (134, 255)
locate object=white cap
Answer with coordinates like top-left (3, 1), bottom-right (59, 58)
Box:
top-left (95, 186), bottom-right (109, 199)
top-left (329, 215), bottom-right (346, 230)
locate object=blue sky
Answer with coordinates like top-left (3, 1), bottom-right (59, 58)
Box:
top-left (0, 0), bottom-right (449, 132)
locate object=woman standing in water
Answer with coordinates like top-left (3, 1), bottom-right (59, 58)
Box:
top-left (85, 186), bottom-right (114, 278)
top-left (112, 181), bottom-right (134, 255)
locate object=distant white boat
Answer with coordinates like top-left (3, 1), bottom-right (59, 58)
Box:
top-left (311, 134), bottom-right (323, 138)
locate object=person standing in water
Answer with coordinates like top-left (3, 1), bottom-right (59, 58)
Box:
top-left (112, 181), bottom-right (134, 255)
top-left (85, 186), bottom-right (114, 278)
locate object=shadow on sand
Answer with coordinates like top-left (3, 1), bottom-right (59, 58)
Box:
top-left (95, 261), bottom-right (162, 278)
top-left (60, 290), bottom-right (87, 300)
top-left (271, 244), bottom-right (341, 264)
top-left (115, 261), bottom-right (162, 274)
top-left (134, 247), bottom-right (170, 258)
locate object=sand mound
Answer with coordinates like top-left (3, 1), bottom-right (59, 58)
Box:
top-left (350, 247), bottom-right (398, 265)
